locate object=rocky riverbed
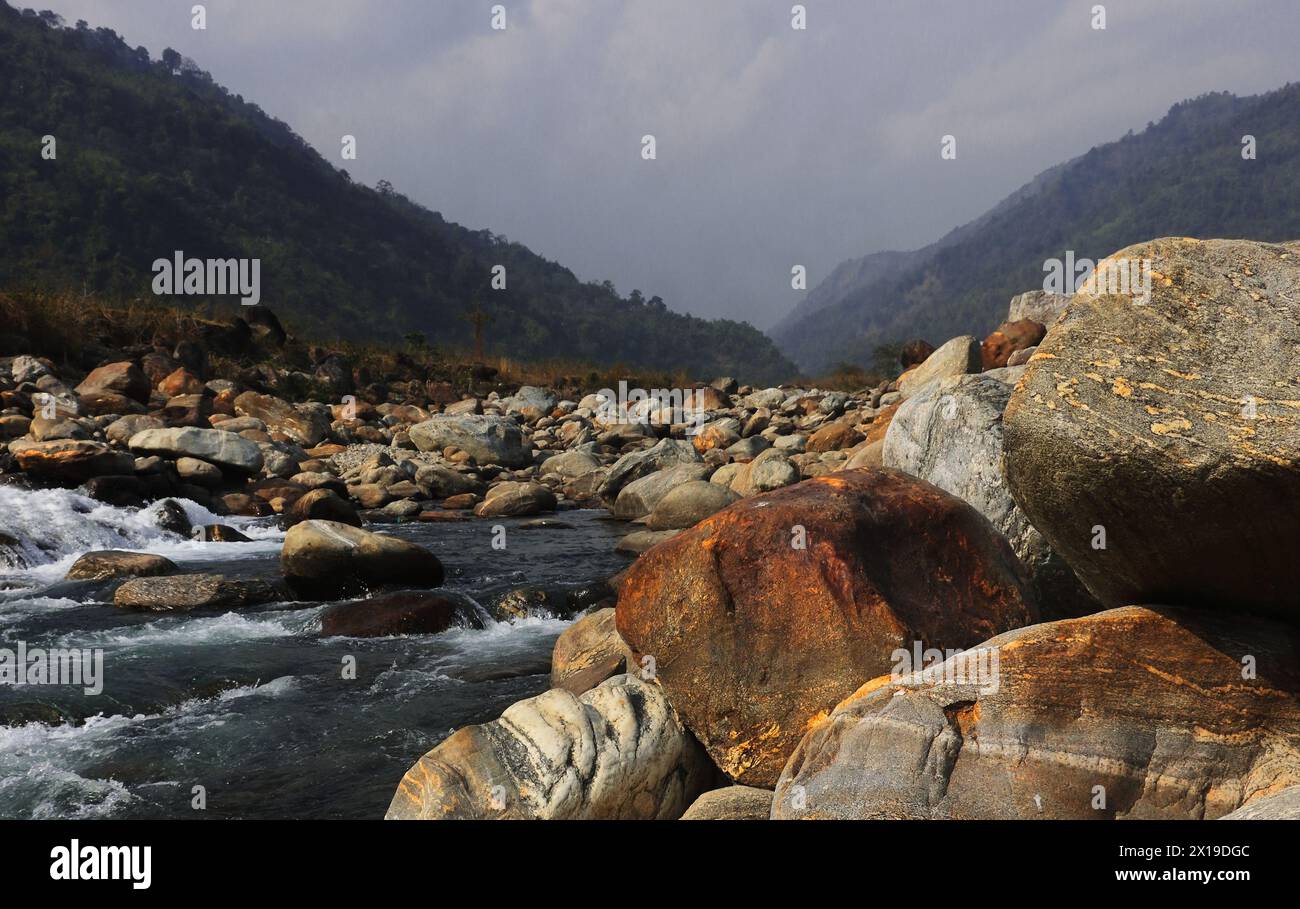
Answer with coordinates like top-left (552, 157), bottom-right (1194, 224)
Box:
top-left (4, 236), bottom-right (1300, 820)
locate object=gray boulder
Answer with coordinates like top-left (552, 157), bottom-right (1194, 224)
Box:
top-left (1004, 238), bottom-right (1300, 616)
top-left (598, 438), bottom-right (701, 505)
top-left (898, 335), bottom-right (981, 400)
top-left (646, 480), bottom-right (739, 530)
top-left (128, 427), bottom-right (264, 473)
top-left (613, 463), bottom-right (713, 520)
top-left (409, 414), bottom-right (530, 467)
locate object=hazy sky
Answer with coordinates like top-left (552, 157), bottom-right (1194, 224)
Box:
top-left (41, 0), bottom-right (1300, 329)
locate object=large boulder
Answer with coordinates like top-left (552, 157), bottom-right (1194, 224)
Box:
top-left (598, 438), bottom-right (701, 505)
top-left (1003, 238), bottom-right (1300, 616)
top-left (550, 607), bottom-right (634, 695)
top-left (898, 335), bottom-right (980, 400)
top-left (386, 674), bottom-right (714, 820)
top-left (645, 480), bottom-right (739, 530)
top-left (616, 468), bottom-right (1037, 787)
top-left (8, 439), bottom-right (135, 483)
top-left (883, 374), bottom-right (1093, 618)
top-left (612, 463), bottom-right (713, 520)
top-left (773, 605), bottom-right (1300, 820)
top-left (728, 448), bottom-right (800, 498)
top-left (286, 488), bottom-right (361, 527)
top-left (280, 520), bottom-right (444, 598)
top-left (234, 391), bottom-right (331, 446)
top-left (66, 550), bottom-right (177, 582)
top-left (114, 574), bottom-right (285, 612)
top-left (409, 414), bottom-right (530, 467)
top-left (128, 427), bottom-right (264, 473)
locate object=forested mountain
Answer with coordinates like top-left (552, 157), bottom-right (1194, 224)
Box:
top-left (774, 83), bottom-right (1300, 373)
top-left (0, 4), bottom-right (797, 384)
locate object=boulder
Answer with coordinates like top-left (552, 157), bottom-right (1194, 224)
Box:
top-left (898, 335), bottom-right (981, 400)
top-left (550, 607), bottom-right (635, 695)
top-left (473, 482), bottom-right (557, 518)
top-left (8, 439), bottom-right (134, 483)
top-left (74, 361), bottom-right (150, 404)
top-left (899, 339), bottom-right (936, 370)
top-left (1220, 785), bottom-right (1300, 820)
top-left (386, 674), bottom-right (714, 820)
top-left (320, 590), bottom-right (482, 637)
top-left (1008, 289), bottom-right (1071, 325)
top-left (616, 468), bottom-right (1037, 786)
top-left (980, 319), bottom-right (1045, 370)
top-left (805, 420), bottom-right (863, 453)
top-left (413, 464), bottom-right (481, 499)
top-left (680, 786), bottom-right (772, 820)
top-left (285, 488), bottom-right (361, 527)
top-left (613, 463), bottom-right (713, 520)
top-left (728, 448), bottom-right (799, 498)
top-left (598, 438), bottom-right (701, 505)
top-left (233, 391), bottom-right (330, 446)
top-left (280, 519), bottom-right (444, 598)
top-left (884, 373), bottom-right (1094, 618)
top-left (539, 449), bottom-right (601, 480)
top-left (128, 427), bottom-right (263, 473)
top-left (1003, 237), bottom-right (1300, 616)
top-left (106, 414), bottom-right (163, 446)
top-left (773, 605), bottom-right (1300, 820)
top-left (66, 550), bottom-right (177, 582)
top-left (646, 480), bottom-right (739, 530)
top-left (114, 574), bottom-right (285, 612)
top-left (409, 414), bottom-right (530, 467)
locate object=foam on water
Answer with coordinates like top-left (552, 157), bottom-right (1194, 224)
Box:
top-left (0, 486), bottom-right (281, 584)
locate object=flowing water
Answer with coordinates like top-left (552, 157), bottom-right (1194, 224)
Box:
top-left (0, 486), bottom-right (631, 819)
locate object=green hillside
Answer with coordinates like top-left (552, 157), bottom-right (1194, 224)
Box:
top-left (0, 4), bottom-right (797, 384)
top-left (774, 84), bottom-right (1300, 373)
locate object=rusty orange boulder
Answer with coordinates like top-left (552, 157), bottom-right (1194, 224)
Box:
top-left (615, 467), bottom-right (1037, 787)
top-left (980, 318), bottom-right (1045, 370)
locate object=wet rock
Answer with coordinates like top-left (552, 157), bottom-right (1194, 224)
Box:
top-left (386, 674), bottom-right (713, 820)
top-left (773, 605), bottom-right (1300, 820)
top-left (616, 468), bottom-right (1037, 787)
top-left (66, 550), bottom-right (178, 582)
top-left (280, 519), bottom-right (444, 599)
top-left (320, 590), bottom-right (483, 637)
top-left (473, 482), bottom-right (556, 518)
top-left (285, 489), bottom-right (361, 527)
top-left (114, 573), bottom-right (286, 612)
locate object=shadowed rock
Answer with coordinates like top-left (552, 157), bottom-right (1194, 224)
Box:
top-left (280, 519), bottom-right (443, 599)
top-left (66, 550), bottom-right (177, 582)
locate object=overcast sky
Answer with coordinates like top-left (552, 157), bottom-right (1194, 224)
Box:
top-left (41, 0), bottom-right (1300, 329)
